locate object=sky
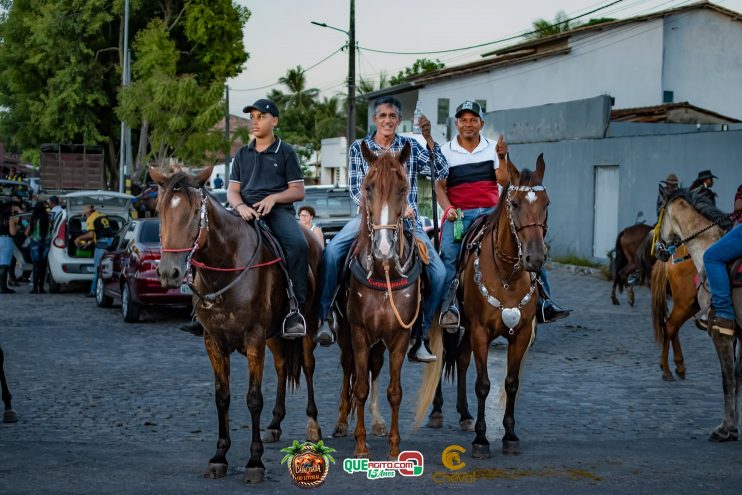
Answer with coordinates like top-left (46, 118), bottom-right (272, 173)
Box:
top-left (228, 0), bottom-right (742, 115)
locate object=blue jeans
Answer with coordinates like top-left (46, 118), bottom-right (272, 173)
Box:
top-left (0, 236), bottom-right (13, 265)
top-left (90, 238), bottom-right (112, 295)
top-left (319, 216), bottom-right (446, 338)
top-left (440, 207), bottom-right (494, 301)
top-left (703, 224), bottom-right (742, 320)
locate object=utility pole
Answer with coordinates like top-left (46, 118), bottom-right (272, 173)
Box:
top-left (347, 0), bottom-right (356, 150)
top-left (224, 84), bottom-right (231, 181)
top-left (118, 0), bottom-right (130, 193)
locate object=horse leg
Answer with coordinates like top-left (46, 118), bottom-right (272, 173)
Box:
top-left (351, 328), bottom-right (371, 458)
top-left (502, 331), bottom-right (530, 455)
top-left (627, 285), bottom-right (635, 307)
top-left (386, 338), bottom-right (407, 460)
top-left (456, 336), bottom-right (474, 432)
top-left (667, 302), bottom-right (696, 380)
top-left (243, 340), bottom-right (267, 483)
top-left (470, 325), bottom-right (491, 459)
top-left (370, 343), bottom-right (387, 437)
top-left (302, 337), bottom-right (322, 442)
top-left (262, 339), bottom-right (285, 443)
top-left (426, 380), bottom-right (444, 428)
top-left (708, 329), bottom-right (739, 442)
top-left (1, 345), bottom-right (17, 423)
top-left (203, 336), bottom-right (231, 479)
top-left (659, 326), bottom-right (674, 382)
top-left (333, 328), bottom-right (353, 438)
top-left (610, 280), bottom-right (620, 305)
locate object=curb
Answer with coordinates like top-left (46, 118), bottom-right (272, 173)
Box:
top-left (547, 261), bottom-right (609, 280)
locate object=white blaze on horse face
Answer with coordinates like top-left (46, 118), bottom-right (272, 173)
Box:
top-left (525, 191), bottom-right (537, 204)
top-left (171, 196), bottom-right (181, 209)
top-left (378, 203), bottom-right (392, 256)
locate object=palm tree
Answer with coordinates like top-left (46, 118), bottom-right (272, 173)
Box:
top-left (278, 66), bottom-right (320, 109)
top-left (527, 10), bottom-right (580, 39)
top-left (314, 95), bottom-right (345, 143)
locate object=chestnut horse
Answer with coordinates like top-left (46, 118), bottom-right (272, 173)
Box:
top-left (611, 223), bottom-right (654, 306)
top-left (151, 167), bottom-right (323, 482)
top-left (650, 247), bottom-right (699, 381)
top-left (655, 187), bottom-right (740, 441)
top-left (418, 154), bottom-right (548, 458)
top-left (332, 141), bottom-right (421, 459)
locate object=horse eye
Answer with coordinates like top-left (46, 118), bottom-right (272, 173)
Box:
top-left (365, 185), bottom-right (371, 193)
top-left (510, 201), bottom-right (519, 209)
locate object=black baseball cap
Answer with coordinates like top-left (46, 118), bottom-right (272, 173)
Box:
top-left (455, 100), bottom-right (484, 119)
top-left (243, 98), bottom-right (279, 117)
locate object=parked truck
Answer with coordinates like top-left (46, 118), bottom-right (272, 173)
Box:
top-left (40, 143), bottom-right (105, 191)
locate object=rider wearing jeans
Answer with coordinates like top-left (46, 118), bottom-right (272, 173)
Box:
top-left (703, 183), bottom-right (742, 334)
top-left (315, 95), bottom-right (448, 363)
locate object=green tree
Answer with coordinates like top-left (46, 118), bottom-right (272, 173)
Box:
top-left (389, 58), bottom-right (444, 86)
top-left (526, 10), bottom-right (615, 40)
top-left (356, 73), bottom-right (390, 136)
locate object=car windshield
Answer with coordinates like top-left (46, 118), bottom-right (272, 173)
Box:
top-left (140, 220), bottom-right (161, 244)
top-left (301, 189), bottom-right (354, 218)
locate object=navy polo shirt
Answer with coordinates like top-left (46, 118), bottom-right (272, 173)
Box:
top-left (229, 137), bottom-right (304, 208)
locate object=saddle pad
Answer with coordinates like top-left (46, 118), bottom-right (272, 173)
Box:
top-left (348, 256), bottom-right (422, 291)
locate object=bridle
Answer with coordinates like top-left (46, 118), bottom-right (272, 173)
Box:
top-left (653, 199), bottom-right (732, 263)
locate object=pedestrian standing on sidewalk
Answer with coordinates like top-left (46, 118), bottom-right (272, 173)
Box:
top-left (25, 201), bottom-right (51, 294)
top-left (0, 201), bottom-right (21, 294)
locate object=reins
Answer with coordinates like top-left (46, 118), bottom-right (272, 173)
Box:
top-left (653, 202), bottom-right (733, 261)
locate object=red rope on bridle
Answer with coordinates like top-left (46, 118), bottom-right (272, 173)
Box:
top-left (190, 257), bottom-right (281, 272)
top-left (161, 247), bottom-right (192, 253)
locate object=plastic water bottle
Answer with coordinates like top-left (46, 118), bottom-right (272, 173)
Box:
top-left (453, 209), bottom-right (464, 242)
top-left (412, 101), bottom-right (422, 134)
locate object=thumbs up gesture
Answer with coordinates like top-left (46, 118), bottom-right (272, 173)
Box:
top-left (496, 134), bottom-right (507, 158)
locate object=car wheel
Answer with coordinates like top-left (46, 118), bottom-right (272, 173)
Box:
top-left (47, 268), bottom-right (60, 293)
top-left (121, 283), bottom-right (141, 323)
top-left (96, 276), bottom-right (113, 308)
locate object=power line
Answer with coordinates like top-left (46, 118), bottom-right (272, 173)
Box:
top-left (358, 0), bottom-right (627, 56)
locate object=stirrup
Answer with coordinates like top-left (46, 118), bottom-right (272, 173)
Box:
top-left (439, 306), bottom-right (461, 333)
top-left (282, 310), bottom-right (307, 339)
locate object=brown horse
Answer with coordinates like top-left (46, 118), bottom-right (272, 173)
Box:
top-left (1, 345), bottom-right (18, 423)
top-left (650, 246), bottom-right (699, 381)
top-left (655, 187), bottom-right (740, 441)
top-left (418, 154), bottom-right (548, 458)
top-left (332, 141), bottom-right (421, 459)
top-left (151, 167), bottom-right (323, 482)
top-left (611, 223), bottom-right (654, 306)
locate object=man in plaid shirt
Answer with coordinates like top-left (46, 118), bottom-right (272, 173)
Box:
top-left (314, 95), bottom-right (447, 363)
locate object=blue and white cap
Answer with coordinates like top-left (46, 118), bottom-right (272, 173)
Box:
top-left (455, 100), bottom-right (484, 119)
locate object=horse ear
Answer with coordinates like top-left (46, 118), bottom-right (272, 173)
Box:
top-left (398, 141), bottom-right (412, 166)
top-left (361, 141), bottom-right (376, 165)
top-left (195, 166), bottom-right (214, 187)
top-left (506, 154), bottom-right (520, 185)
top-left (534, 153), bottom-right (545, 183)
top-left (149, 166), bottom-right (167, 186)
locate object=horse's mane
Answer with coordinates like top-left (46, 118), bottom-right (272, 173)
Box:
top-left (666, 187), bottom-right (732, 230)
top-left (159, 171), bottom-right (200, 208)
top-left (357, 152), bottom-right (408, 255)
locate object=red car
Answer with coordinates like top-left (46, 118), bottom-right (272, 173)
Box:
top-left (95, 218), bottom-right (192, 322)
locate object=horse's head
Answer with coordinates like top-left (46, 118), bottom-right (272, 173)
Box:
top-left (502, 154), bottom-right (549, 272)
top-left (359, 141), bottom-right (410, 264)
top-left (149, 165), bottom-right (213, 288)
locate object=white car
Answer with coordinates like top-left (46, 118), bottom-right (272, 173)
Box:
top-left (47, 191), bottom-right (133, 292)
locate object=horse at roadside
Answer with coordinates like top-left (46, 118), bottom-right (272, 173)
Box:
top-left (417, 154), bottom-right (549, 458)
top-left (611, 223), bottom-right (654, 306)
top-left (151, 166), bottom-right (323, 483)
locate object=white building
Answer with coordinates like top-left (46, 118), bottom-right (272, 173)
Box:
top-left (363, 1), bottom-right (742, 141)
top-left (319, 137), bottom-right (348, 185)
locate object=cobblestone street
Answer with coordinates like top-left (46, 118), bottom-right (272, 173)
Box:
top-left (1, 268), bottom-right (741, 494)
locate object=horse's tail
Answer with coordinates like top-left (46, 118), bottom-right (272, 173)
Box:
top-left (414, 322), bottom-right (444, 428)
top-left (284, 338), bottom-right (303, 392)
top-left (651, 261), bottom-right (669, 344)
top-left (613, 230), bottom-right (628, 292)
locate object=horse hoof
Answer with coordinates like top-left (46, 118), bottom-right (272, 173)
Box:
top-left (628, 298), bottom-right (635, 307)
top-left (203, 462), bottom-right (228, 479)
top-left (459, 419), bottom-right (475, 432)
top-left (354, 451), bottom-right (370, 459)
top-left (372, 422), bottom-right (388, 437)
top-left (3, 409), bottom-right (18, 423)
top-left (471, 443), bottom-right (490, 459)
top-left (662, 373), bottom-right (675, 382)
top-left (502, 439), bottom-right (521, 455)
top-left (261, 429), bottom-right (281, 443)
top-left (427, 412), bottom-right (443, 429)
top-left (306, 426), bottom-right (322, 443)
top-left (243, 467), bottom-right (265, 484)
top-left (709, 428), bottom-right (739, 443)
top-left (332, 423), bottom-right (348, 437)
top-left (611, 297), bottom-right (620, 306)
top-left (676, 371), bottom-right (686, 380)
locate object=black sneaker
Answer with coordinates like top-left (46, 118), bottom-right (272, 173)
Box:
top-left (314, 319), bottom-right (337, 346)
top-left (282, 312), bottom-right (306, 339)
top-left (538, 302), bottom-right (571, 324)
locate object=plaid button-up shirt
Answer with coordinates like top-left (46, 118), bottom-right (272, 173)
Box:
top-left (349, 133), bottom-right (448, 225)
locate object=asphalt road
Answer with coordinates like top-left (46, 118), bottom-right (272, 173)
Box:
top-left (1, 268), bottom-right (740, 494)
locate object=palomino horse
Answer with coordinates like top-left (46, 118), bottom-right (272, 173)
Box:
top-left (611, 223), bottom-right (653, 306)
top-left (151, 167), bottom-right (323, 482)
top-left (1, 345), bottom-right (18, 423)
top-left (650, 247), bottom-right (699, 381)
top-left (418, 154), bottom-right (548, 458)
top-left (655, 187), bottom-right (740, 441)
top-left (332, 141), bottom-right (421, 459)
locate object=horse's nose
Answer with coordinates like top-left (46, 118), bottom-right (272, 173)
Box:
top-left (524, 253), bottom-right (544, 272)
